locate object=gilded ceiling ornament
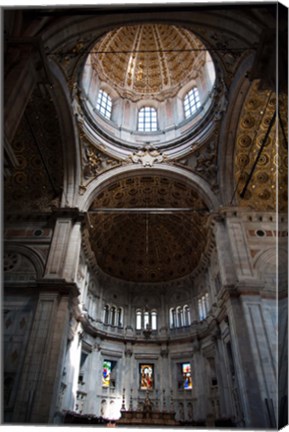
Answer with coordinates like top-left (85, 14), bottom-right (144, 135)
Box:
top-left (82, 143), bottom-right (120, 180)
top-left (234, 80), bottom-right (287, 211)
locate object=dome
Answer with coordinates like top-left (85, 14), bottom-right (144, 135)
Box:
top-left (90, 24), bottom-right (209, 101)
top-left (80, 24), bottom-right (216, 152)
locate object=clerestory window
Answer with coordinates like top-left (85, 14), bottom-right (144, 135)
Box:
top-left (138, 106), bottom-right (158, 132)
top-left (136, 308), bottom-right (158, 330)
top-left (96, 89), bottom-right (112, 119)
top-left (183, 87), bottom-right (201, 119)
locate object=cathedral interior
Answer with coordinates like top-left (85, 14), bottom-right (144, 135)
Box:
top-left (2, 2), bottom-right (288, 428)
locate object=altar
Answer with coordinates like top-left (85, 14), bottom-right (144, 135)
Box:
top-left (116, 390), bottom-right (180, 427)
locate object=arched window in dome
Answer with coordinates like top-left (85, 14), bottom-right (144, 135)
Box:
top-left (138, 106), bottom-right (158, 132)
top-left (96, 89), bottom-right (112, 119)
top-left (183, 87), bottom-right (201, 119)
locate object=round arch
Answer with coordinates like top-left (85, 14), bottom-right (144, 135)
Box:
top-left (78, 163), bottom-right (220, 212)
top-left (4, 243), bottom-right (45, 280)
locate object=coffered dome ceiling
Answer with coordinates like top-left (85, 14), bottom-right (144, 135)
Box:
top-left (88, 175), bottom-right (210, 282)
top-left (90, 24), bottom-right (207, 101)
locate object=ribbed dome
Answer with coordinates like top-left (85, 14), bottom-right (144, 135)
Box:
top-left (90, 24), bottom-right (207, 101)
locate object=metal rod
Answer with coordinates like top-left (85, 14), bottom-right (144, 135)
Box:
top-left (51, 47), bottom-right (251, 56)
top-left (278, 109), bottom-right (288, 149)
top-left (88, 208), bottom-right (208, 214)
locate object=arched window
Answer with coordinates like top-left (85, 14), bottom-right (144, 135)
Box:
top-left (144, 311), bottom-right (150, 329)
top-left (136, 309), bottom-right (142, 330)
top-left (117, 307), bottom-right (122, 327)
top-left (205, 293), bottom-right (210, 313)
top-left (104, 305), bottom-right (109, 324)
top-left (111, 306), bottom-right (116, 326)
top-left (178, 306), bottom-right (184, 327)
top-left (96, 89), bottom-right (112, 119)
top-left (135, 309), bottom-right (158, 330)
top-left (183, 87), bottom-right (201, 119)
top-left (184, 305), bottom-right (191, 326)
top-left (138, 106), bottom-right (157, 132)
top-left (151, 311), bottom-right (157, 330)
top-left (170, 308), bottom-right (176, 328)
top-left (198, 293), bottom-right (209, 321)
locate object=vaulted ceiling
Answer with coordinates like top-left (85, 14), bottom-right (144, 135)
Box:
top-left (88, 175), bottom-right (209, 282)
top-left (3, 5), bottom-right (287, 285)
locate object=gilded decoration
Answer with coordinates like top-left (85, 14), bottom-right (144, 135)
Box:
top-left (81, 140), bottom-right (121, 184)
top-left (4, 87), bottom-right (63, 212)
top-left (234, 80), bottom-right (287, 211)
top-left (90, 24), bottom-right (207, 101)
top-left (87, 176), bottom-right (209, 282)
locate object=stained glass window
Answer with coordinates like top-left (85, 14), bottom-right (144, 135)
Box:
top-left (184, 87), bottom-right (201, 119)
top-left (138, 107), bottom-right (158, 132)
top-left (102, 360), bottom-right (112, 387)
top-left (140, 364), bottom-right (154, 390)
top-left (182, 363), bottom-right (192, 390)
top-left (96, 89), bottom-right (112, 119)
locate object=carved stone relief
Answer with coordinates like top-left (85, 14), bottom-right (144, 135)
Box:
top-left (81, 140), bottom-right (120, 184)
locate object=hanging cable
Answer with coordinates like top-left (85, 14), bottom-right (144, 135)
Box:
top-left (230, 91), bottom-right (272, 205)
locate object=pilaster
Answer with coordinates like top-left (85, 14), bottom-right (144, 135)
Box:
top-left (44, 209), bottom-right (84, 282)
top-left (13, 281), bottom-right (73, 423)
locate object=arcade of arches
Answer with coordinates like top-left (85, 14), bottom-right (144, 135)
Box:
top-left (3, 3), bottom-right (288, 428)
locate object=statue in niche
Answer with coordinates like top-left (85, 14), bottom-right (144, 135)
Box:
top-left (71, 82), bottom-right (84, 124)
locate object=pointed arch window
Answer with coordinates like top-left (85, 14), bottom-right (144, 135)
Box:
top-left (96, 89), bottom-right (112, 119)
top-left (184, 87), bottom-right (201, 119)
top-left (138, 106), bottom-right (158, 132)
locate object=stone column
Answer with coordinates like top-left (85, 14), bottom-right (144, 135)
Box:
top-left (160, 348), bottom-right (169, 411)
top-left (216, 332), bottom-right (236, 420)
top-left (86, 343), bottom-right (102, 415)
top-left (13, 285), bottom-right (73, 423)
top-left (60, 322), bottom-right (82, 414)
top-left (192, 341), bottom-right (207, 422)
top-left (123, 345), bottom-right (133, 409)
